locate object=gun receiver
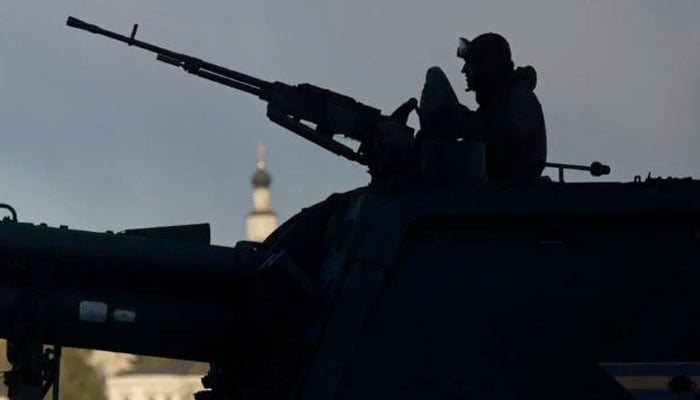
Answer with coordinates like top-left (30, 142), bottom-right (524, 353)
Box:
top-left (66, 16), bottom-right (413, 166)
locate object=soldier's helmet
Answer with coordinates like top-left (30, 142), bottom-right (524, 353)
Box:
top-left (458, 33), bottom-right (513, 67)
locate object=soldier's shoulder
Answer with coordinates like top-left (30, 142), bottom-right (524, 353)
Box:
top-left (507, 65), bottom-right (541, 105)
top-left (506, 87), bottom-right (542, 119)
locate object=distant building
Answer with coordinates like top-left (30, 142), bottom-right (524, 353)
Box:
top-left (88, 350), bottom-right (137, 377)
top-left (247, 143), bottom-right (277, 242)
top-left (105, 375), bottom-right (202, 400)
top-left (102, 357), bottom-right (207, 400)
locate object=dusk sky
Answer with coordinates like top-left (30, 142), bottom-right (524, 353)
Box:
top-left (1, 1), bottom-right (699, 245)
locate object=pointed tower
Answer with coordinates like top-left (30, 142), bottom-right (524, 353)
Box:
top-left (247, 144), bottom-right (277, 242)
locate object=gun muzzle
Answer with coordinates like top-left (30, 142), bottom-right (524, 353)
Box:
top-left (66, 16), bottom-right (101, 33)
top-left (590, 161), bottom-right (611, 177)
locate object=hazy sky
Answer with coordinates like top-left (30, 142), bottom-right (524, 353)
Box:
top-left (1, 1), bottom-right (699, 245)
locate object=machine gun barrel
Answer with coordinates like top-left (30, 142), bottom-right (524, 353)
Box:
top-left (66, 16), bottom-right (415, 167)
top-left (66, 16), bottom-right (270, 97)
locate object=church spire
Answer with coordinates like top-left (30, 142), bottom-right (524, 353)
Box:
top-left (247, 143), bottom-right (277, 242)
top-left (251, 143), bottom-right (271, 189)
top-left (257, 143), bottom-right (266, 170)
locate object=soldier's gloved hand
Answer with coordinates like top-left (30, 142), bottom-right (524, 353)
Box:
top-left (390, 97), bottom-right (418, 125)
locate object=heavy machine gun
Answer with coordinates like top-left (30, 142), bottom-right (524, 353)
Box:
top-left (65, 16), bottom-right (612, 182)
top-left (66, 16), bottom-right (414, 167)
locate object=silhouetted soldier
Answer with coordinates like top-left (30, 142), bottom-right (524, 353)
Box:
top-left (457, 33), bottom-right (547, 181)
top-left (417, 33), bottom-right (547, 182)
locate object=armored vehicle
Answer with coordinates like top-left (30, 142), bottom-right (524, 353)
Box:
top-left (1, 17), bottom-right (698, 400)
